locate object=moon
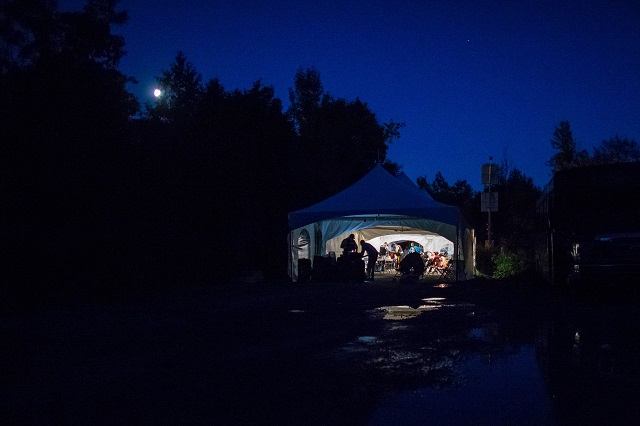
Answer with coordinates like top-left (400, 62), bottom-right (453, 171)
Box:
top-left (153, 88), bottom-right (162, 98)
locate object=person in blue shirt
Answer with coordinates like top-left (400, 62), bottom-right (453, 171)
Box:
top-left (408, 242), bottom-right (422, 254)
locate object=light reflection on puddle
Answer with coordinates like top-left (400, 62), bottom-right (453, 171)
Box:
top-left (369, 345), bottom-right (555, 426)
top-left (376, 298), bottom-right (475, 321)
top-left (377, 305), bottom-right (439, 320)
top-left (358, 336), bottom-right (377, 344)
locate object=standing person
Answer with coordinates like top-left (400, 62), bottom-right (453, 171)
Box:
top-left (340, 234), bottom-right (357, 256)
top-left (378, 242), bottom-right (388, 272)
top-left (360, 240), bottom-right (379, 281)
top-left (395, 244), bottom-right (404, 266)
top-left (426, 251), bottom-right (436, 272)
top-left (389, 243), bottom-right (398, 268)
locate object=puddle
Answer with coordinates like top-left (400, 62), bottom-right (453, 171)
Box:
top-left (358, 336), bottom-right (377, 344)
top-left (376, 305), bottom-right (440, 320)
top-left (369, 345), bottom-right (554, 425)
top-left (468, 323), bottom-right (500, 342)
top-left (375, 297), bottom-right (476, 321)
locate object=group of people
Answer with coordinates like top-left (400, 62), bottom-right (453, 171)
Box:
top-left (424, 250), bottom-right (448, 273)
top-left (340, 234), bottom-right (379, 281)
top-left (378, 242), bottom-right (404, 267)
top-left (340, 234), bottom-right (451, 281)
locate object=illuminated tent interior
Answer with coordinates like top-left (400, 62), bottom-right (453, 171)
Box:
top-left (288, 164), bottom-right (475, 281)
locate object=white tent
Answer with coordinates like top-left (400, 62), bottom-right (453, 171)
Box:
top-left (288, 164), bottom-right (475, 281)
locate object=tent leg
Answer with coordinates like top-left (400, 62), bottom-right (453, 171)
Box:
top-left (455, 224), bottom-right (459, 282)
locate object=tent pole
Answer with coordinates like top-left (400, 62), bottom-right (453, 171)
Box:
top-left (455, 223), bottom-right (459, 282)
top-left (288, 232), bottom-right (293, 282)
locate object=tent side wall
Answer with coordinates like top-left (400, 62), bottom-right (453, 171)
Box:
top-left (288, 224), bottom-right (316, 282)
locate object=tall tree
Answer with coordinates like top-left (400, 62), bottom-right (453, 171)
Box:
top-left (288, 67), bottom-right (403, 205)
top-left (1, 0), bottom-right (129, 72)
top-left (417, 171), bottom-right (475, 210)
top-left (0, 0), bottom-right (56, 72)
top-left (1, 0), bottom-right (139, 294)
top-left (547, 121), bottom-right (589, 173)
top-left (149, 50), bottom-right (203, 129)
top-left (496, 169), bottom-right (541, 250)
top-left (287, 66), bottom-right (324, 134)
top-left (139, 60), bottom-right (294, 279)
top-left (417, 171), bottom-right (449, 198)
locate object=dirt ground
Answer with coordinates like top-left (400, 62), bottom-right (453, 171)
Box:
top-left (2, 275), bottom-right (639, 425)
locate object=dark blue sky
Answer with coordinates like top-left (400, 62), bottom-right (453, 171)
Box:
top-left (61, 0), bottom-right (640, 189)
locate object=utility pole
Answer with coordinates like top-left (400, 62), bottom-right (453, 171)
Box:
top-left (481, 157), bottom-right (498, 249)
top-left (488, 156), bottom-right (492, 249)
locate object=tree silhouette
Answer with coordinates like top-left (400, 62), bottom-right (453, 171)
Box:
top-left (591, 135), bottom-right (640, 165)
top-left (140, 52), bottom-right (294, 278)
top-left (547, 121), bottom-right (589, 173)
top-left (288, 67), bottom-right (403, 206)
top-left (1, 0), bottom-right (140, 298)
top-left (149, 50), bottom-right (203, 129)
top-left (287, 66), bottom-right (324, 134)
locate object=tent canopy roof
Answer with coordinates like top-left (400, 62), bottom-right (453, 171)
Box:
top-left (288, 164), bottom-right (459, 231)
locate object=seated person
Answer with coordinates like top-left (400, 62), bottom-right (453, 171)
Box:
top-left (428, 252), bottom-right (441, 272)
top-left (408, 242), bottom-right (422, 254)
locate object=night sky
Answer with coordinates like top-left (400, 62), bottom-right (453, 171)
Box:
top-left (60, 0), bottom-right (640, 189)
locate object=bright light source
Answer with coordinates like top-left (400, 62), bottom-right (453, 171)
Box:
top-left (153, 88), bottom-right (162, 98)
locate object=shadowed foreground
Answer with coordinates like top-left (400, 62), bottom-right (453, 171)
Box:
top-left (2, 278), bottom-right (639, 425)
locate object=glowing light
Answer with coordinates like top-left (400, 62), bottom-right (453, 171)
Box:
top-left (153, 88), bottom-right (162, 98)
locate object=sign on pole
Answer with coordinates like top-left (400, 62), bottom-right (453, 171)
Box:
top-left (481, 192), bottom-right (498, 212)
top-left (481, 164), bottom-right (499, 186)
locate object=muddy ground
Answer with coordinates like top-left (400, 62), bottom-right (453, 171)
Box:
top-left (2, 276), bottom-right (639, 425)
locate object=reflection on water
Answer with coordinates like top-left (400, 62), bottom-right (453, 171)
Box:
top-left (370, 346), bottom-right (554, 426)
top-left (536, 304), bottom-right (640, 425)
top-left (376, 297), bottom-right (473, 320)
top-left (349, 294), bottom-right (640, 425)
top-left (376, 305), bottom-right (438, 320)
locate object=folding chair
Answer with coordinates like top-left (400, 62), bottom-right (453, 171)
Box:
top-left (437, 260), bottom-right (456, 281)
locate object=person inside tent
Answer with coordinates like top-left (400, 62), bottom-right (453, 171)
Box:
top-left (360, 240), bottom-right (379, 281)
top-left (340, 234), bottom-right (358, 257)
top-left (408, 242), bottom-right (422, 254)
top-left (388, 243), bottom-right (397, 268)
top-left (395, 243), bottom-right (404, 264)
top-left (397, 251), bottom-right (425, 282)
